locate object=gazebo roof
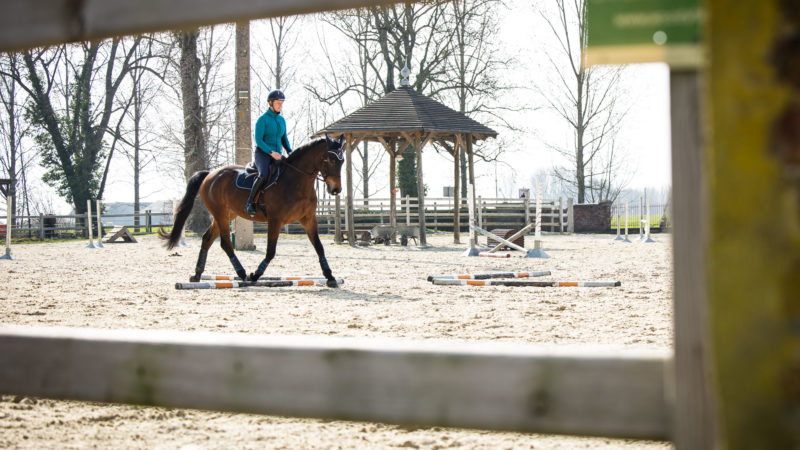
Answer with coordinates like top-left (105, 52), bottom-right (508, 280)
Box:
top-left (314, 86), bottom-right (497, 141)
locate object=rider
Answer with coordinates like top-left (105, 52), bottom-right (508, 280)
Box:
top-left (245, 89), bottom-right (293, 218)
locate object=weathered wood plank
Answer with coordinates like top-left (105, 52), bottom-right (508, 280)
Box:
top-left (0, 326), bottom-right (671, 440)
top-left (0, 0), bottom-right (398, 51)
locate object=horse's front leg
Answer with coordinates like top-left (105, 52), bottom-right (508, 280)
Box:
top-left (301, 217), bottom-right (338, 288)
top-left (247, 222), bottom-right (281, 282)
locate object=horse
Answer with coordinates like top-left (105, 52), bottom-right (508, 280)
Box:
top-left (160, 134), bottom-right (345, 287)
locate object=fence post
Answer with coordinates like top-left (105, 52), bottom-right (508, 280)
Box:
top-left (559, 198), bottom-right (564, 234)
top-left (433, 202), bottom-right (438, 231)
top-left (477, 196), bottom-right (483, 229)
top-left (334, 195), bottom-right (342, 244)
top-left (39, 213), bottom-right (44, 240)
top-left (146, 210), bottom-right (152, 234)
top-left (567, 198), bottom-right (574, 233)
top-left (405, 195), bottom-right (410, 226)
top-left (524, 197), bottom-right (530, 227)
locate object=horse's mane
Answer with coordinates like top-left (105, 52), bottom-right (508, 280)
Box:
top-left (286, 138), bottom-right (327, 164)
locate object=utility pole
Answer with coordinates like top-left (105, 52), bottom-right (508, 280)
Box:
top-left (234, 21), bottom-right (255, 250)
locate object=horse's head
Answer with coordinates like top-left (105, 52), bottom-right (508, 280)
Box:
top-left (321, 134), bottom-right (345, 195)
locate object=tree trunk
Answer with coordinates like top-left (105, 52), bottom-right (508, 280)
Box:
top-left (179, 30), bottom-right (211, 234)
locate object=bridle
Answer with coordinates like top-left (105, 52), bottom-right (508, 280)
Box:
top-left (282, 142), bottom-right (344, 183)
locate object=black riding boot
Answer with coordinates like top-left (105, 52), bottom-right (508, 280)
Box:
top-left (245, 176), bottom-right (267, 218)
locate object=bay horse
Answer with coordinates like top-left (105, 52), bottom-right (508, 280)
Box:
top-left (160, 134), bottom-right (345, 287)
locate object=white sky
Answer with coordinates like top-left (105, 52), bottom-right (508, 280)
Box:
top-left (31, 0), bottom-right (673, 214)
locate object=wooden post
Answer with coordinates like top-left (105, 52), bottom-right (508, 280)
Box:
top-left (466, 136), bottom-right (477, 245)
top-left (415, 134), bottom-right (427, 246)
top-left (559, 197), bottom-right (564, 234)
top-left (695, 0), bottom-right (800, 446)
top-left (345, 134), bottom-right (355, 246)
top-left (433, 202), bottom-right (437, 231)
top-left (453, 135), bottom-right (461, 243)
top-left (567, 198), bottom-right (574, 233)
top-left (234, 20), bottom-right (254, 250)
top-left (405, 195), bottom-right (410, 226)
top-left (477, 195), bottom-right (483, 229)
top-left (334, 194), bottom-right (342, 244)
top-left (389, 141), bottom-right (397, 231)
top-left (38, 213), bottom-right (44, 241)
top-left (523, 197), bottom-right (530, 227)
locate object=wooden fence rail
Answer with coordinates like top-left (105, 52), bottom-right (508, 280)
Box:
top-left (0, 326), bottom-right (671, 440)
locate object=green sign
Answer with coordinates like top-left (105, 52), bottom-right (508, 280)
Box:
top-left (586, 0), bottom-right (703, 68)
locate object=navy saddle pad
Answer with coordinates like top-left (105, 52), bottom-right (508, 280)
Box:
top-left (234, 163), bottom-right (280, 190)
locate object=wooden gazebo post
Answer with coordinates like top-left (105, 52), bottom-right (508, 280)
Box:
top-left (453, 135), bottom-right (463, 244)
top-left (414, 133), bottom-right (427, 246)
top-left (466, 135), bottom-right (478, 245)
top-left (345, 133), bottom-right (356, 246)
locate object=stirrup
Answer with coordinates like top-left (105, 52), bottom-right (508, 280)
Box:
top-left (246, 202), bottom-right (257, 218)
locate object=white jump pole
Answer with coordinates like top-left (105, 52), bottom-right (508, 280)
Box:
top-left (642, 195), bottom-right (655, 243)
top-left (623, 199), bottom-right (631, 243)
top-left (1, 188), bottom-right (13, 260)
top-left (462, 183), bottom-right (480, 256)
top-left (614, 198), bottom-right (624, 241)
top-left (86, 199), bottom-right (95, 249)
top-left (527, 182), bottom-right (549, 258)
top-left (95, 199), bottom-right (104, 248)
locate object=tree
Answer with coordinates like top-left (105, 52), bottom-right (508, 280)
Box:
top-left (0, 38), bottom-right (155, 218)
top-left (536, 0), bottom-right (629, 203)
top-left (177, 30), bottom-right (211, 233)
top-left (110, 36), bottom-right (166, 231)
top-left (0, 53), bottom-right (30, 223)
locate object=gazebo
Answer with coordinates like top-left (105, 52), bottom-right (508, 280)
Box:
top-left (314, 72), bottom-right (497, 246)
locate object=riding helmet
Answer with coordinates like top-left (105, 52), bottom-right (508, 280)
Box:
top-left (268, 90), bottom-right (286, 102)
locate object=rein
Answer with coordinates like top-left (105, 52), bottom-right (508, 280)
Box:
top-left (282, 159), bottom-right (326, 182)
top-left (281, 147), bottom-right (343, 183)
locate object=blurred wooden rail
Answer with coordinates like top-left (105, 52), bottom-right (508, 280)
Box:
top-left (0, 326), bottom-right (672, 440)
top-left (0, 0), bottom-right (398, 52)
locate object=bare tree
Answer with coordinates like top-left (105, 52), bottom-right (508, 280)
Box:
top-left (0, 38), bottom-right (153, 217)
top-left (433, 0), bottom-right (523, 198)
top-left (536, 0), bottom-right (630, 203)
top-left (177, 29), bottom-right (211, 233)
top-left (0, 53), bottom-right (30, 224)
top-left (109, 36), bottom-right (167, 231)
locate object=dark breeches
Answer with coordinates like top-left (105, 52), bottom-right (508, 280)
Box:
top-left (253, 149), bottom-right (272, 178)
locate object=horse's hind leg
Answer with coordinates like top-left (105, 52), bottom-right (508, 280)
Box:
top-left (247, 221), bottom-right (280, 282)
top-left (190, 219), bottom-right (220, 282)
top-left (301, 216), bottom-right (338, 288)
top-left (216, 216), bottom-right (249, 281)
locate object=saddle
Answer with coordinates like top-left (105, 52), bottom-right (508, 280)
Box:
top-left (234, 161), bottom-right (281, 191)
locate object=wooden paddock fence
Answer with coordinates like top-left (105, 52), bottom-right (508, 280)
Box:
top-left (0, 326), bottom-right (671, 440)
top-left (256, 196), bottom-right (574, 235)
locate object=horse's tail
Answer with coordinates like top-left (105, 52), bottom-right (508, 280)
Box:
top-left (159, 170), bottom-right (210, 250)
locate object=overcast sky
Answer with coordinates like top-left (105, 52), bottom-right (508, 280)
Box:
top-left (24, 0), bottom-right (673, 214)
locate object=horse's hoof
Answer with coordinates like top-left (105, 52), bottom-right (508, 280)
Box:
top-left (247, 273), bottom-right (259, 282)
top-left (190, 275), bottom-right (200, 282)
top-left (326, 279), bottom-right (339, 288)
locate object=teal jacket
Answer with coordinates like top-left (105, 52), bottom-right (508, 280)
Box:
top-left (255, 109), bottom-right (292, 155)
